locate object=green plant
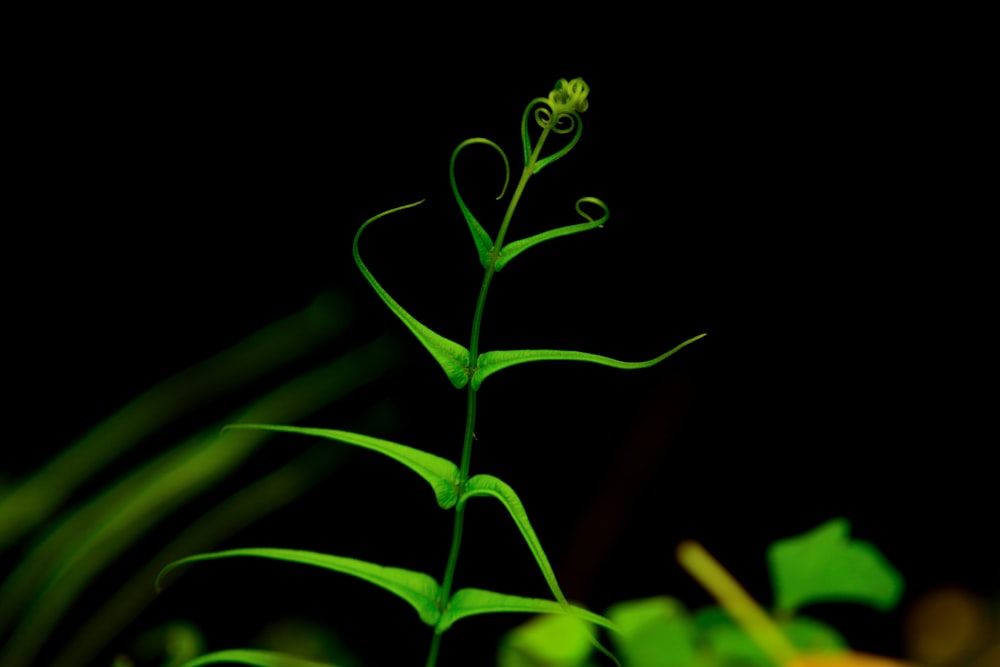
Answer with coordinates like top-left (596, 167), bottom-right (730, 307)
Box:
top-left (498, 518), bottom-right (909, 667)
top-left (0, 293), bottom-right (405, 667)
top-left (155, 77), bottom-right (705, 667)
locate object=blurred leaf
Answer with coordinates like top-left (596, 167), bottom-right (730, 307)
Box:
top-left (768, 518), bottom-right (903, 613)
top-left (497, 612), bottom-right (595, 667)
top-left (0, 292), bottom-right (351, 550)
top-left (175, 648), bottom-right (338, 667)
top-left (605, 597), bottom-right (704, 667)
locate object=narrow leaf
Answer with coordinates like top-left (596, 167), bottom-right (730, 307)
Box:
top-left (495, 198), bottom-right (608, 272)
top-left (439, 588), bottom-right (616, 634)
top-left (156, 548), bottom-right (441, 626)
top-left (450, 138), bottom-right (507, 268)
top-left (461, 475), bottom-right (621, 666)
top-left (768, 518), bottom-right (904, 613)
top-left (224, 424), bottom-right (461, 509)
top-left (354, 201), bottom-right (471, 388)
top-left (175, 648), bottom-right (338, 667)
top-left (473, 334), bottom-right (707, 390)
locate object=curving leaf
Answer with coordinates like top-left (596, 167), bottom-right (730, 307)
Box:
top-left (440, 588), bottom-right (616, 634)
top-left (354, 201), bottom-right (471, 388)
top-left (472, 334), bottom-right (706, 390)
top-left (223, 424), bottom-right (460, 509)
top-left (174, 648), bottom-right (338, 667)
top-left (449, 138), bottom-right (508, 268)
top-left (495, 198), bottom-right (609, 272)
top-left (768, 518), bottom-right (904, 613)
top-left (156, 548), bottom-right (441, 626)
top-left (461, 475), bottom-right (621, 666)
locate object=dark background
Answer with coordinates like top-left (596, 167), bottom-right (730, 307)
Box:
top-left (7, 13), bottom-right (991, 667)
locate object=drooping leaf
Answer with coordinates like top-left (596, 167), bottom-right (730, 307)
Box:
top-left (472, 334), bottom-right (706, 390)
top-left (224, 424), bottom-right (460, 509)
top-left (156, 548), bottom-right (441, 626)
top-left (495, 198), bottom-right (608, 272)
top-left (604, 597), bottom-right (702, 667)
top-left (461, 475), bottom-right (621, 666)
top-left (440, 588), bottom-right (616, 634)
top-left (449, 138), bottom-right (507, 268)
top-left (767, 518), bottom-right (904, 613)
top-left (496, 608), bottom-right (594, 667)
top-left (461, 475), bottom-right (571, 610)
top-left (354, 201), bottom-right (471, 388)
top-left (174, 648), bottom-right (338, 667)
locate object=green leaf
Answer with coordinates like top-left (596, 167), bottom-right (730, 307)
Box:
top-left (156, 548), bottom-right (442, 626)
top-left (521, 98), bottom-right (583, 173)
top-left (224, 424), bottom-right (461, 509)
top-left (354, 201), bottom-right (471, 388)
top-left (694, 606), bottom-right (846, 665)
top-left (472, 333), bottom-right (707, 390)
top-left (450, 138), bottom-right (508, 268)
top-left (495, 198), bottom-right (609, 272)
top-left (497, 610), bottom-right (594, 667)
top-left (174, 648), bottom-right (338, 667)
top-left (605, 597), bottom-right (703, 667)
top-left (440, 588), bottom-right (616, 634)
top-left (767, 518), bottom-right (904, 613)
top-left (460, 475), bottom-right (620, 666)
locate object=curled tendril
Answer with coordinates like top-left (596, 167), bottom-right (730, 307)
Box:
top-left (533, 106), bottom-right (577, 135)
top-left (549, 77), bottom-right (590, 114)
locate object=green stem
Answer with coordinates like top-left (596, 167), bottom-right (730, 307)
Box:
top-left (424, 118), bottom-right (557, 667)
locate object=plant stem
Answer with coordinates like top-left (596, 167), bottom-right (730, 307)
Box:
top-left (424, 119), bottom-right (556, 667)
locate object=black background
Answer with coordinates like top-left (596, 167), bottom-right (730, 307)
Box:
top-left (6, 11), bottom-right (992, 667)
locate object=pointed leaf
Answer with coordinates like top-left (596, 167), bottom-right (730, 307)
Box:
top-left (768, 518), bottom-right (904, 613)
top-left (461, 475), bottom-right (569, 608)
top-left (224, 424), bottom-right (461, 509)
top-left (156, 548), bottom-right (441, 626)
top-left (495, 198), bottom-right (609, 272)
top-left (461, 475), bottom-right (621, 666)
top-left (354, 201), bottom-right (471, 388)
top-left (176, 648), bottom-right (338, 667)
top-left (440, 588), bottom-right (617, 634)
top-left (473, 334), bottom-right (706, 390)
top-left (450, 138), bottom-right (508, 268)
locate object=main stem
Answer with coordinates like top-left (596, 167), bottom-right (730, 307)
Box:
top-left (424, 122), bottom-right (555, 667)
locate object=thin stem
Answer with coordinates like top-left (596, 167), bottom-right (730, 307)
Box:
top-left (424, 115), bottom-right (559, 667)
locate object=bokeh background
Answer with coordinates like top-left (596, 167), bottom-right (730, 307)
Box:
top-left (6, 13), bottom-right (992, 667)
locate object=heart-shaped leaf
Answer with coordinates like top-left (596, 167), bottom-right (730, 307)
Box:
top-left (768, 518), bottom-right (904, 613)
